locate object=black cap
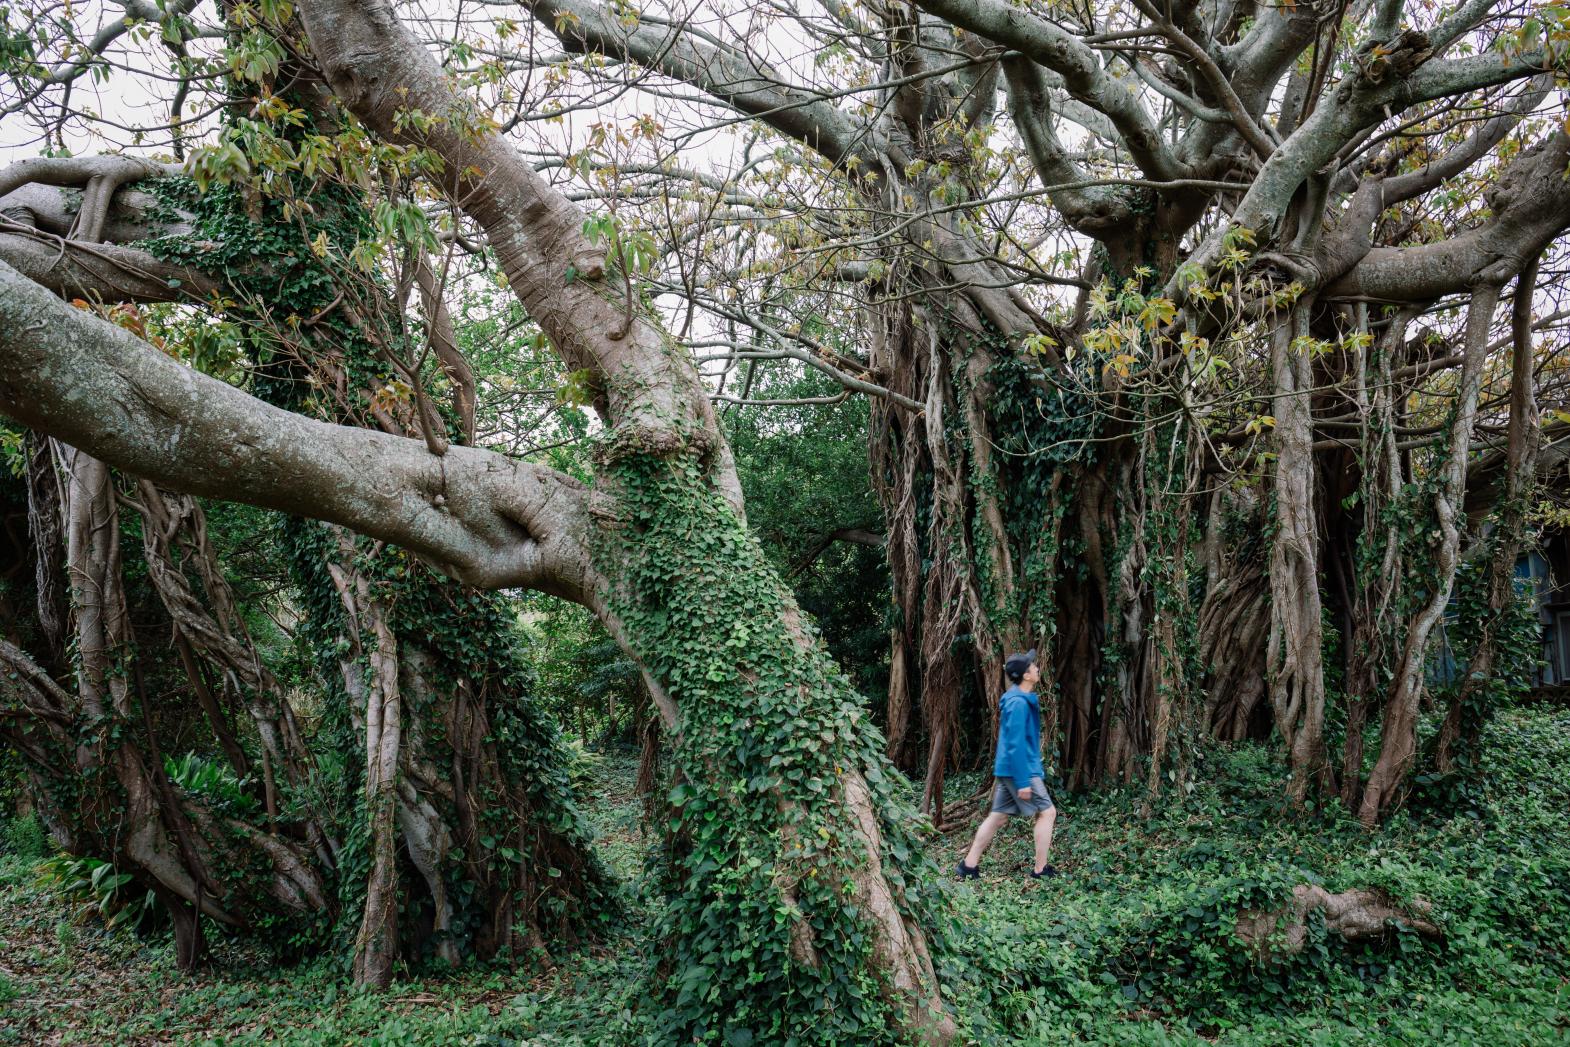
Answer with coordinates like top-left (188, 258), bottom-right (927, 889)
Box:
top-left (1004, 649), bottom-right (1038, 681)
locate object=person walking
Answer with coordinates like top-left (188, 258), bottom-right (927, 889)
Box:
top-left (956, 649), bottom-right (1059, 881)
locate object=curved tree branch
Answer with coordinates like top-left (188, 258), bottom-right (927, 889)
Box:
top-left (1003, 55), bottom-right (1136, 235)
top-left (914, 0), bottom-right (1188, 181)
top-left (296, 0), bottom-right (733, 479)
top-left (1325, 132), bottom-right (1570, 301)
top-left (0, 259), bottom-right (595, 595)
top-left (524, 0), bottom-right (889, 172)
top-left (1316, 75), bottom-right (1553, 288)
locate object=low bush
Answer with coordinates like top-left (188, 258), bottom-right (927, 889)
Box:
top-left (1, 812), bottom-right (45, 860)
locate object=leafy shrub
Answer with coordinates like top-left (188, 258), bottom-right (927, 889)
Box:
top-left (1106, 866), bottom-right (1314, 1017)
top-left (1, 813), bottom-right (46, 860)
top-left (561, 736), bottom-right (606, 795)
top-left (166, 752), bottom-right (260, 817)
top-left (34, 854), bottom-right (161, 932)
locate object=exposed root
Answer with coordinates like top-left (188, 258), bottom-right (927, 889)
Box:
top-left (1235, 884), bottom-right (1443, 961)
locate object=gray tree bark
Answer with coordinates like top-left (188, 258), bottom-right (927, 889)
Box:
top-left (1359, 284), bottom-right (1501, 826)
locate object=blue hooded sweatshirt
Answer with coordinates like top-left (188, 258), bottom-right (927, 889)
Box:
top-left (993, 685), bottom-right (1043, 787)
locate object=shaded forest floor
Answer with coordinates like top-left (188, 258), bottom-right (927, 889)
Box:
top-left (3, 708), bottom-right (1569, 1045)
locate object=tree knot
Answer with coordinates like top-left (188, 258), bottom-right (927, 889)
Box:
top-left (1355, 30), bottom-right (1432, 86)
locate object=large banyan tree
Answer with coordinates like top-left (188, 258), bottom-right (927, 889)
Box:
top-left (477, 0), bottom-right (1570, 818)
top-left (1, 0), bottom-right (1569, 1040)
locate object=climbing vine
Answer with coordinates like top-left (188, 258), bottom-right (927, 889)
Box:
top-left (596, 448), bottom-right (947, 1044)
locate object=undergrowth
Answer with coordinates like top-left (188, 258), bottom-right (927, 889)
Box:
top-left (1, 709), bottom-right (1567, 1045)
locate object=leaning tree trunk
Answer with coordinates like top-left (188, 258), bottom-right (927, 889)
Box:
top-left (1433, 262), bottom-right (1542, 772)
top-left (1359, 284), bottom-right (1501, 826)
top-left (591, 450), bottom-right (953, 1043)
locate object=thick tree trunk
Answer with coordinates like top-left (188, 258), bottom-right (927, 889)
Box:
top-left (868, 303), bottom-right (970, 802)
top-left (327, 543), bottom-right (404, 988)
top-left (58, 446), bottom-right (132, 720)
top-left (1198, 487), bottom-right (1271, 740)
top-left (1266, 307), bottom-right (1332, 804)
top-left (1340, 308), bottom-right (1410, 812)
top-left (23, 433), bottom-right (68, 673)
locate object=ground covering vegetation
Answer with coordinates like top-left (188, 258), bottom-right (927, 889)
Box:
top-left (3, 708), bottom-right (1567, 1043)
top-left (2, 0), bottom-right (1570, 1041)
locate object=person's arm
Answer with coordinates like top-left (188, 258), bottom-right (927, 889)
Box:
top-left (1000, 700), bottom-right (1033, 798)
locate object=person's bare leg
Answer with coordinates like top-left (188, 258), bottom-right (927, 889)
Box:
top-left (963, 811), bottom-right (1010, 868)
top-left (1032, 807), bottom-right (1057, 874)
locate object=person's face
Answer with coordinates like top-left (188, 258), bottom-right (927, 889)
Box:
top-left (1023, 661), bottom-right (1040, 688)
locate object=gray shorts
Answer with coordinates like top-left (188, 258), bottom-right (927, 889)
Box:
top-left (990, 776), bottom-right (1054, 817)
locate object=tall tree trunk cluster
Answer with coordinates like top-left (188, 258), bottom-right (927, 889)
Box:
top-left (847, 16), bottom-right (1215, 814)
top-left (0, 427), bottom-right (608, 978)
top-left (864, 220), bottom-right (1549, 826)
top-left (1, 438), bottom-right (330, 969)
top-left (783, 5), bottom-right (1564, 826)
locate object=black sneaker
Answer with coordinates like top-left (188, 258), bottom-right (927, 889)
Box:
top-left (1030, 864), bottom-right (1060, 879)
top-left (956, 860), bottom-right (980, 880)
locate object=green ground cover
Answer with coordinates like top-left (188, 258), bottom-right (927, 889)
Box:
top-left (2, 709), bottom-right (1567, 1045)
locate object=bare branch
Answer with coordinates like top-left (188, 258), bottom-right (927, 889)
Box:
top-left (526, 0), bottom-right (892, 171)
